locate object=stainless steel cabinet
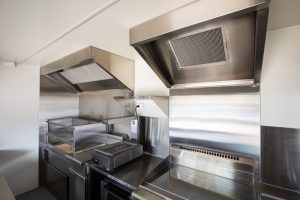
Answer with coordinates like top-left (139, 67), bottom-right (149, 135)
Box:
top-left (40, 147), bottom-right (69, 200)
top-left (100, 178), bottom-right (132, 200)
top-left (69, 168), bottom-right (86, 200)
top-left (41, 160), bottom-right (68, 200)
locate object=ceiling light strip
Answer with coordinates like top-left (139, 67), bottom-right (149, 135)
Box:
top-left (18, 0), bottom-right (120, 65)
top-left (171, 79), bottom-right (256, 89)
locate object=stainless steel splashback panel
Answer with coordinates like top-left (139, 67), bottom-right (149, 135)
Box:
top-left (79, 89), bottom-right (133, 136)
top-left (40, 76), bottom-right (79, 137)
top-left (139, 117), bottom-right (169, 158)
top-left (261, 126), bottom-right (300, 192)
top-left (169, 90), bottom-right (260, 157)
top-left (79, 89), bottom-right (133, 119)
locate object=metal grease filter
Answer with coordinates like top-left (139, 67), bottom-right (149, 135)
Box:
top-left (169, 27), bottom-right (227, 69)
top-left (60, 62), bottom-right (113, 84)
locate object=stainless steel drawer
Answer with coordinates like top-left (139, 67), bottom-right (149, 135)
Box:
top-left (45, 148), bottom-right (69, 175)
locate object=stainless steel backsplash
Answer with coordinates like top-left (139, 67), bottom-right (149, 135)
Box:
top-left (79, 89), bottom-right (133, 136)
top-left (40, 76), bottom-right (79, 137)
top-left (139, 116), bottom-right (169, 158)
top-left (39, 88), bottom-right (79, 141)
top-left (261, 126), bottom-right (300, 192)
top-left (79, 89), bottom-right (133, 119)
top-left (169, 92), bottom-right (260, 157)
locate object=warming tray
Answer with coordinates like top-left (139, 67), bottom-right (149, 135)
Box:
top-left (92, 141), bottom-right (143, 172)
top-left (46, 117), bottom-right (121, 153)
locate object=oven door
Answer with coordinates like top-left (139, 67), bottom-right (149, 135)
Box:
top-left (101, 179), bottom-right (132, 200)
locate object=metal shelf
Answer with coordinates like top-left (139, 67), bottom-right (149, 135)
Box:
top-left (113, 96), bottom-right (168, 118)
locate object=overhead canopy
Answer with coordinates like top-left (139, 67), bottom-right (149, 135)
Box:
top-left (130, 0), bottom-right (270, 89)
top-left (41, 46), bottom-right (134, 93)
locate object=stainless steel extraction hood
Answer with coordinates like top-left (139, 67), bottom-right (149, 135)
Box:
top-left (41, 46), bottom-right (134, 93)
top-left (130, 0), bottom-right (270, 89)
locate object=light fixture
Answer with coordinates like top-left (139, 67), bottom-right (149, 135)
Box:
top-left (0, 59), bottom-right (16, 67)
top-left (171, 79), bottom-right (256, 89)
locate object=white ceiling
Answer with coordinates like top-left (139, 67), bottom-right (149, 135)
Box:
top-left (0, 0), bottom-right (109, 63)
top-left (0, 0), bottom-right (196, 66)
top-left (0, 0), bottom-right (299, 67)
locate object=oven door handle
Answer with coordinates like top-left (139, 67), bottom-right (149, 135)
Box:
top-left (104, 184), bottom-right (133, 200)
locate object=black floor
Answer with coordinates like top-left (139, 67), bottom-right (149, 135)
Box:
top-left (16, 187), bottom-right (57, 200)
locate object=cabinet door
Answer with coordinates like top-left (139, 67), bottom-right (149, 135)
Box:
top-left (42, 160), bottom-right (68, 200)
top-left (69, 168), bottom-right (86, 200)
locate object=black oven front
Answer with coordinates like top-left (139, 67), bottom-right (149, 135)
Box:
top-left (100, 178), bottom-right (133, 200)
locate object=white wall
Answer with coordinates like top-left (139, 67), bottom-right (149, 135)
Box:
top-left (261, 25), bottom-right (300, 129)
top-left (0, 64), bottom-right (39, 196)
top-left (134, 56), bottom-right (169, 96)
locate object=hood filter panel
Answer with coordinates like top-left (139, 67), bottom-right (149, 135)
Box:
top-left (169, 27), bottom-right (227, 69)
top-left (60, 62), bottom-right (113, 84)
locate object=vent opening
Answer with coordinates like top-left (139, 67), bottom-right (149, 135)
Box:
top-left (178, 145), bottom-right (240, 161)
top-left (169, 27), bottom-right (228, 69)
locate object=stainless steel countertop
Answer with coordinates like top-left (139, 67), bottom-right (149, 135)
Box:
top-left (40, 142), bottom-right (300, 200)
top-left (89, 154), bottom-right (164, 190)
top-left (41, 140), bottom-right (164, 190)
top-left (40, 142), bottom-right (96, 170)
top-left (139, 156), bottom-right (254, 200)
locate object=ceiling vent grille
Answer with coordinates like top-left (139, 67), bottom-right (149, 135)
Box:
top-left (169, 27), bottom-right (228, 69)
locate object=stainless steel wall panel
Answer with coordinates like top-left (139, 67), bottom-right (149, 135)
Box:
top-left (140, 117), bottom-right (169, 158)
top-left (169, 92), bottom-right (260, 157)
top-left (39, 92), bottom-right (79, 121)
top-left (79, 89), bottom-right (133, 136)
top-left (261, 126), bottom-right (300, 192)
top-left (79, 89), bottom-right (132, 119)
top-left (40, 76), bottom-right (79, 138)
